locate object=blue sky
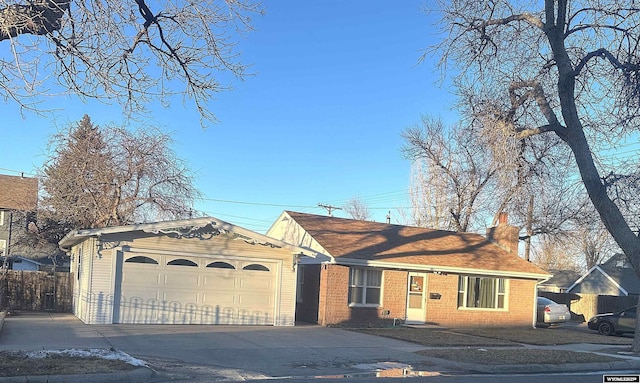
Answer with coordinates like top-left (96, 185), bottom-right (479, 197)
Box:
top-left (0, 1), bottom-right (458, 233)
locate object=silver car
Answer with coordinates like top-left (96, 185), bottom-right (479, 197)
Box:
top-left (537, 297), bottom-right (571, 326)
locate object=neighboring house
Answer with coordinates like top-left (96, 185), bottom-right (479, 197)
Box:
top-left (538, 269), bottom-right (582, 293)
top-left (58, 217), bottom-right (319, 326)
top-left (568, 253), bottom-right (640, 296)
top-left (5, 255), bottom-right (42, 271)
top-left (266, 211), bottom-right (550, 328)
top-left (0, 173), bottom-right (38, 258)
top-left (0, 255), bottom-right (70, 272)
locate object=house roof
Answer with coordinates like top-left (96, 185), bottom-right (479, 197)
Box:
top-left (0, 174), bottom-right (38, 211)
top-left (279, 211), bottom-right (549, 279)
top-left (601, 266), bottom-right (640, 295)
top-left (58, 216), bottom-right (321, 258)
top-left (1, 256), bottom-right (42, 266)
top-left (568, 254), bottom-right (640, 296)
top-left (539, 269), bottom-right (582, 289)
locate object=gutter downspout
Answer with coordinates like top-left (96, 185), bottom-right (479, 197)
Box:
top-left (533, 276), bottom-right (551, 329)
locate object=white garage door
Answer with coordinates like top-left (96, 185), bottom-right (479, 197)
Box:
top-left (118, 254), bottom-right (278, 325)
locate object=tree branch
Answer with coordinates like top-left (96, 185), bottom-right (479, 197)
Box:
top-left (0, 0), bottom-right (70, 41)
top-left (574, 48), bottom-right (640, 75)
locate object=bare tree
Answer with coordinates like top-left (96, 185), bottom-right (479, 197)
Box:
top-left (577, 227), bottom-right (615, 270)
top-left (343, 197), bottom-right (372, 221)
top-left (402, 117), bottom-right (498, 232)
top-left (41, 115), bottom-right (200, 229)
top-left (564, 206), bottom-right (618, 270)
top-left (531, 235), bottom-right (582, 273)
top-left (0, 0), bottom-right (262, 124)
top-left (432, 0), bottom-right (640, 349)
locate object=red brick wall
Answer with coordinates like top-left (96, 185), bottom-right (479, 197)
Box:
top-left (381, 270), bottom-right (408, 320)
top-left (425, 274), bottom-right (536, 327)
top-left (317, 265), bottom-right (409, 326)
top-left (318, 264), bottom-right (350, 325)
top-left (316, 265), bottom-right (536, 327)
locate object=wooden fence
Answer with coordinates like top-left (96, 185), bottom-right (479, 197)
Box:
top-left (0, 271), bottom-right (73, 313)
top-left (539, 291), bottom-right (637, 322)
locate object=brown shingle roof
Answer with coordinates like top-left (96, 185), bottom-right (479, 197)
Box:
top-left (286, 211), bottom-right (548, 277)
top-left (0, 174), bottom-right (38, 211)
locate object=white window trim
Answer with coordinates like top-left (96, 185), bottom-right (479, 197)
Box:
top-left (457, 275), bottom-right (508, 311)
top-left (348, 267), bottom-right (382, 307)
top-left (0, 239), bottom-right (6, 256)
top-left (0, 211), bottom-right (4, 226)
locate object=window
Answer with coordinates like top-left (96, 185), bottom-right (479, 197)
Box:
top-left (458, 276), bottom-right (506, 309)
top-left (76, 246), bottom-right (82, 281)
top-left (243, 264), bottom-right (269, 271)
top-left (167, 259), bottom-right (197, 267)
top-left (0, 239), bottom-right (5, 257)
top-left (125, 256), bottom-right (159, 264)
top-left (296, 267), bottom-right (304, 303)
top-left (206, 261), bottom-right (235, 269)
top-left (348, 268), bottom-right (382, 306)
top-left (0, 211), bottom-right (4, 226)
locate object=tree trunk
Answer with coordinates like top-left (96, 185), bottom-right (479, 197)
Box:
top-left (546, 11), bottom-right (640, 350)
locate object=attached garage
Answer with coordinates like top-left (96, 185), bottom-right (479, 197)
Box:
top-left (59, 217), bottom-right (318, 326)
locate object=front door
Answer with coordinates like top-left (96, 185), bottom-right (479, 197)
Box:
top-left (406, 273), bottom-right (427, 324)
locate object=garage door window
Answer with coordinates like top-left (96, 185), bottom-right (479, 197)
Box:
top-left (207, 261), bottom-right (235, 269)
top-left (243, 264), bottom-right (269, 271)
top-left (125, 256), bottom-right (158, 264)
top-left (167, 259), bottom-right (197, 267)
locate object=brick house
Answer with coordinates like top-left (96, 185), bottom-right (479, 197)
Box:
top-left (267, 211), bottom-right (550, 328)
top-left (0, 174), bottom-right (38, 258)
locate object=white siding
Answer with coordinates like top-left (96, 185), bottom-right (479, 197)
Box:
top-left (73, 240), bottom-right (93, 323)
top-left (267, 212), bottom-right (332, 265)
top-left (86, 247), bottom-right (115, 324)
top-left (277, 261), bottom-right (296, 326)
top-left (71, 228), bottom-right (299, 326)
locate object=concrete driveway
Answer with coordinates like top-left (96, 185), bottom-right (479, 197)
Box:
top-left (0, 312), bottom-right (435, 378)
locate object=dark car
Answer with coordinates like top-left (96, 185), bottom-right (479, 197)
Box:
top-left (587, 307), bottom-right (636, 336)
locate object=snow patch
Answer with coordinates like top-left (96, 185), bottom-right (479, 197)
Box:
top-left (25, 349), bottom-right (147, 367)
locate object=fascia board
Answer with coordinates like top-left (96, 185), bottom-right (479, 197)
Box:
top-left (330, 258), bottom-right (551, 280)
top-left (567, 266), bottom-right (597, 292)
top-left (596, 266), bottom-right (629, 296)
top-left (59, 216), bottom-right (321, 258)
top-left (59, 217), bottom-right (217, 249)
top-left (566, 265), bottom-right (628, 295)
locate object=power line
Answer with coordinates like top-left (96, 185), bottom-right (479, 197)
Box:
top-left (198, 197), bottom-right (315, 209)
top-left (0, 167), bottom-right (38, 177)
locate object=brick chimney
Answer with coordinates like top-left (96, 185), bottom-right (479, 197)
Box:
top-left (486, 212), bottom-right (520, 254)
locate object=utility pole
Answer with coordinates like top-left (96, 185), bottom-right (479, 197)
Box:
top-left (317, 203), bottom-right (342, 217)
top-left (524, 194), bottom-right (534, 262)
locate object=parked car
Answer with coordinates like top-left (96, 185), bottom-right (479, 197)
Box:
top-left (587, 307), bottom-right (636, 336)
top-left (536, 297), bottom-right (571, 326)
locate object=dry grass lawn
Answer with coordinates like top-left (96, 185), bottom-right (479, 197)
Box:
top-left (453, 327), bottom-right (632, 346)
top-left (357, 328), bottom-right (520, 347)
top-left (417, 348), bottom-right (618, 365)
top-left (0, 351), bottom-right (138, 377)
top-left (355, 326), bottom-right (633, 366)
top-left (358, 326), bottom-right (632, 347)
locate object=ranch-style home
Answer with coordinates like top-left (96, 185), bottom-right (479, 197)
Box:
top-left (58, 217), bottom-right (319, 326)
top-left (266, 211), bottom-right (551, 327)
